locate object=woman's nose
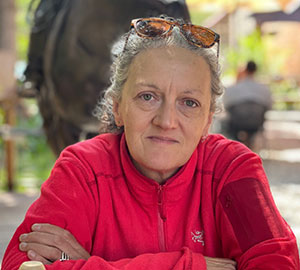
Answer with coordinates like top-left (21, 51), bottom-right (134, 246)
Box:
top-left (152, 101), bottom-right (178, 129)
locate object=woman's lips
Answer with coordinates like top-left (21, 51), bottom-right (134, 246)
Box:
top-left (147, 136), bottom-right (179, 144)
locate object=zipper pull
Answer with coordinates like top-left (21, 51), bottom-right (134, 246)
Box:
top-left (158, 186), bottom-right (166, 221)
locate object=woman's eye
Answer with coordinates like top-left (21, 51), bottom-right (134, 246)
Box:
top-left (141, 93), bottom-right (153, 101)
top-left (184, 99), bottom-right (198, 108)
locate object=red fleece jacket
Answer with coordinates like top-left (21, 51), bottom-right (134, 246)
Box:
top-left (2, 133), bottom-right (299, 270)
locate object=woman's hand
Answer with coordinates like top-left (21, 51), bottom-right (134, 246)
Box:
top-left (19, 223), bottom-right (90, 265)
top-left (205, 257), bottom-right (237, 269)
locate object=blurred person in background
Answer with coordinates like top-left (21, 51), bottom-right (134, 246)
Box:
top-left (2, 17), bottom-right (299, 270)
top-left (223, 60), bottom-right (273, 148)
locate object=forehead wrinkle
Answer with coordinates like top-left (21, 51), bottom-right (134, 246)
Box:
top-left (135, 82), bottom-right (160, 90)
top-left (167, 68), bottom-right (175, 90)
top-left (136, 75), bottom-right (206, 98)
top-left (183, 89), bottom-right (202, 95)
top-left (182, 88), bottom-right (209, 99)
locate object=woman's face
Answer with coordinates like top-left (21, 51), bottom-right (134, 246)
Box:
top-left (113, 46), bottom-right (213, 183)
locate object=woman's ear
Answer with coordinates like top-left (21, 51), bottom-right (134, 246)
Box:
top-left (203, 112), bottom-right (214, 136)
top-left (113, 99), bottom-right (123, 127)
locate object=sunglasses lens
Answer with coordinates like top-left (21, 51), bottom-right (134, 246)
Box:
top-left (132, 18), bottom-right (219, 55)
top-left (135, 19), bottom-right (171, 38)
top-left (182, 25), bottom-right (217, 48)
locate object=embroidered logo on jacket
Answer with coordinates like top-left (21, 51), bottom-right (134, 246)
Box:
top-left (191, 230), bottom-right (205, 246)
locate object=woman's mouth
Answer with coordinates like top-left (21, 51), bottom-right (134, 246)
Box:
top-left (147, 136), bottom-right (179, 144)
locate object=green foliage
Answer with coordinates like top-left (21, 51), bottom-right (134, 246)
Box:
top-left (15, 100), bottom-right (55, 189)
top-left (190, 10), bottom-right (212, 26)
top-left (0, 106), bottom-right (5, 124)
top-left (270, 79), bottom-right (300, 110)
top-left (225, 29), bottom-right (265, 76)
top-left (16, 0), bottom-right (32, 60)
top-left (16, 134), bottom-right (55, 190)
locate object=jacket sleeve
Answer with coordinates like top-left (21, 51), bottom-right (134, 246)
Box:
top-left (41, 248), bottom-right (206, 270)
top-left (2, 154), bottom-right (206, 270)
top-left (215, 147), bottom-right (299, 269)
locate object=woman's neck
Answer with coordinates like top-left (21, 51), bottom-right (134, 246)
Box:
top-left (132, 159), bottom-right (179, 184)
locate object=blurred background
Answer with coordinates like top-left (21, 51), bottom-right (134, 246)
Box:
top-left (0, 0), bottom-right (300, 264)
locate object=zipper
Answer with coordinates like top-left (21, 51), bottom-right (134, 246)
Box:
top-left (157, 185), bottom-right (166, 252)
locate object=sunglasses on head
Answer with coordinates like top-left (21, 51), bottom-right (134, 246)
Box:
top-left (124, 17), bottom-right (220, 57)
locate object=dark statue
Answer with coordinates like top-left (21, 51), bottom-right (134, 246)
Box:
top-left (21, 0), bottom-right (190, 155)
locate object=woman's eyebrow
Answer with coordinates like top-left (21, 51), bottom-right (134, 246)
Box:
top-left (182, 89), bottom-right (205, 96)
top-left (182, 90), bottom-right (196, 94)
top-left (135, 82), bottom-right (160, 90)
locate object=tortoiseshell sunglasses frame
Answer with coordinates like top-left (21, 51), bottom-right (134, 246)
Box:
top-left (123, 17), bottom-right (220, 57)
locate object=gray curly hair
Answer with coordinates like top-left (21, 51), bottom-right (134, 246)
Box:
top-left (94, 19), bottom-right (224, 134)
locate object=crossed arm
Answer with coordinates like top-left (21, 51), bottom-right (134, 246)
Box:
top-left (18, 223), bottom-right (236, 270)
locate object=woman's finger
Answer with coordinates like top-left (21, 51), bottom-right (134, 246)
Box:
top-left (27, 249), bottom-right (53, 265)
top-left (20, 232), bottom-right (56, 246)
top-left (19, 242), bottom-right (61, 262)
top-left (204, 256), bottom-right (236, 270)
top-left (32, 224), bottom-right (77, 244)
top-left (20, 231), bottom-right (73, 252)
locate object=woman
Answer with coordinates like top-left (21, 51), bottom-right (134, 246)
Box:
top-left (3, 17), bottom-right (299, 270)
